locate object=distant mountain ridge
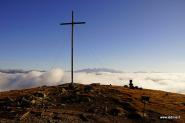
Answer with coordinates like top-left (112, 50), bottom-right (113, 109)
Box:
top-left (0, 69), bottom-right (45, 74)
top-left (75, 68), bottom-right (123, 73)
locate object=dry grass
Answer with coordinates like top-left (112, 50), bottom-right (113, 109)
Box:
top-left (0, 83), bottom-right (184, 123)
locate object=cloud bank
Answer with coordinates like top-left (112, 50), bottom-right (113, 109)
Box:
top-left (0, 68), bottom-right (64, 91)
top-left (0, 68), bottom-right (185, 94)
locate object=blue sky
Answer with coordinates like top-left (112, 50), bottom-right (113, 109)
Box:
top-left (0, 0), bottom-right (185, 72)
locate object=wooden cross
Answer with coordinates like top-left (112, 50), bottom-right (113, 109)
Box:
top-left (60, 11), bottom-right (85, 86)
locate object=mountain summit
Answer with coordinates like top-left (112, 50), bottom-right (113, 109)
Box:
top-left (0, 83), bottom-right (184, 123)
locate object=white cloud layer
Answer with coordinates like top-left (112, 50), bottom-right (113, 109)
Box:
top-left (0, 68), bottom-right (64, 91)
top-left (0, 68), bottom-right (185, 94)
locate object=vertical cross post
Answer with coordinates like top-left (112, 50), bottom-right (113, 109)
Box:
top-left (60, 11), bottom-right (85, 86)
top-left (71, 11), bottom-right (74, 85)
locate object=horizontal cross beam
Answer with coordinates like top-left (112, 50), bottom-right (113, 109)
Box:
top-left (60, 22), bottom-right (86, 25)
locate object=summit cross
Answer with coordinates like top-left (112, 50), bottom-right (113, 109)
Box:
top-left (60, 11), bottom-right (86, 86)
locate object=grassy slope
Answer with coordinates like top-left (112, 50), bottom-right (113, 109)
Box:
top-left (0, 83), bottom-right (184, 123)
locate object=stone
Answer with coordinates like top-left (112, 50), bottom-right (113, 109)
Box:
top-left (0, 97), bottom-right (14, 107)
top-left (84, 85), bottom-right (94, 93)
top-left (52, 112), bottom-right (61, 120)
top-left (7, 111), bottom-right (17, 118)
top-left (61, 103), bottom-right (66, 106)
top-left (87, 107), bottom-right (98, 113)
top-left (127, 112), bottom-right (142, 119)
top-left (33, 92), bottom-right (46, 98)
top-left (30, 111), bottom-right (41, 117)
top-left (109, 107), bottom-right (124, 116)
top-left (75, 91), bottom-right (81, 95)
top-left (41, 111), bottom-right (53, 118)
top-left (79, 114), bottom-right (88, 121)
top-left (135, 86), bottom-right (139, 89)
top-left (91, 83), bottom-right (100, 86)
top-left (121, 101), bottom-right (136, 112)
top-left (31, 99), bottom-right (36, 105)
top-left (61, 88), bottom-right (67, 93)
top-left (20, 111), bottom-right (30, 121)
top-left (20, 96), bottom-right (31, 107)
top-left (81, 97), bottom-right (91, 102)
top-left (139, 87), bottom-right (143, 90)
top-left (123, 85), bottom-right (128, 88)
top-left (41, 85), bottom-right (47, 88)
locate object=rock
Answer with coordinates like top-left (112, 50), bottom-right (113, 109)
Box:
top-left (20, 96), bottom-right (31, 107)
top-left (75, 91), bottom-right (81, 95)
top-left (0, 97), bottom-right (14, 107)
top-left (33, 91), bottom-right (46, 98)
top-left (91, 83), bottom-right (100, 86)
top-left (109, 107), bottom-right (124, 116)
top-left (123, 85), bottom-right (128, 88)
top-left (81, 97), bottom-right (91, 102)
top-left (30, 111), bottom-right (41, 117)
top-left (135, 86), bottom-right (139, 89)
top-left (87, 107), bottom-right (98, 113)
top-left (127, 112), bottom-right (142, 119)
top-left (7, 111), bottom-right (17, 118)
top-left (52, 112), bottom-right (61, 120)
top-left (181, 102), bottom-right (185, 106)
top-left (61, 103), bottom-right (66, 106)
top-left (41, 111), bottom-right (53, 118)
top-left (120, 101), bottom-right (137, 112)
top-left (69, 95), bottom-right (80, 103)
top-left (139, 87), bottom-right (143, 90)
top-left (20, 111), bottom-right (30, 121)
top-left (31, 99), bottom-right (36, 105)
top-left (61, 88), bottom-right (67, 93)
top-left (41, 85), bottom-right (47, 88)
top-left (84, 85), bottom-right (94, 93)
top-left (79, 114), bottom-right (88, 121)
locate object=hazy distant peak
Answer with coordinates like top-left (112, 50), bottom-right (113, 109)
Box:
top-left (0, 69), bottom-right (45, 74)
top-left (75, 68), bottom-right (123, 73)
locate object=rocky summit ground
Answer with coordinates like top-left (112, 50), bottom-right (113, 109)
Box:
top-left (0, 83), bottom-right (184, 123)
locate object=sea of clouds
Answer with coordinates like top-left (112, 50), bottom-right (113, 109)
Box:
top-left (0, 68), bottom-right (185, 94)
